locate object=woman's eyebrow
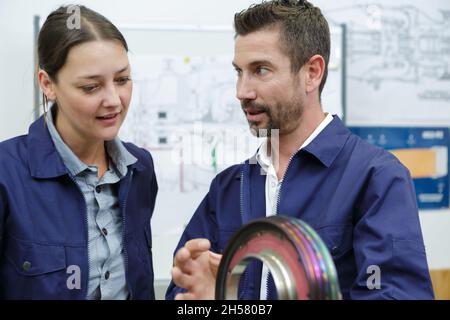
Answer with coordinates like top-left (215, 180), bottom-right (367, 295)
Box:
top-left (77, 64), bottom-right (130, 79)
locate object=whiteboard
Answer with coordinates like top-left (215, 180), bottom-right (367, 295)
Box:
top-left (118, 24), bottom-right (345, 239)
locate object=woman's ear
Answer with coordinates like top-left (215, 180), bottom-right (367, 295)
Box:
top-left (304, 54), bottom-right (325, 94)
top-left (38, 69), bottom-right (56, 101)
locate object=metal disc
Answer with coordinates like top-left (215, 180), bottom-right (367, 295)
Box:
top-left (215, 216), bottom-right (342, 300)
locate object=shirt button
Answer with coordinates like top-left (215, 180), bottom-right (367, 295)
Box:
top-left (102, 228), bottom-right (108, 236)
top-left (23, 261), bottom-right (32, 271)
top-left (105, 271), bottom-right (110, 280)
top-left (95, 186), bottom-right (102, 193)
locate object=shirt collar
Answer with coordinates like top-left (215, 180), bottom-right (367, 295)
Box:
top-left (105, 136), bottom-right (138, 178)
top-left (256, 113), bottom-right (334, 171)
top-left (46, 106), bottom-right (137, 177)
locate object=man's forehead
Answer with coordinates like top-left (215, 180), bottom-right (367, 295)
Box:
top-left (235, 28), bottom-right (281, 48)
top-left (233, 29), bottom-right (286, 66)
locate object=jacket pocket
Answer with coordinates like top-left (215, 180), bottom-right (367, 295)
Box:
top-left (218, 229), bottom-right (237, 253)
top-left (141, 227), bottom-right (154, 275)
top-left (5, 238), bottom-right (66, 276)
top-left (315, 224), bottom-right (353, 261)
top-left (1, 237), bottom-right (67, 299)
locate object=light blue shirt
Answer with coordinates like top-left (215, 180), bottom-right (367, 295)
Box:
top-left (46, 107), bottom-right (137, 300)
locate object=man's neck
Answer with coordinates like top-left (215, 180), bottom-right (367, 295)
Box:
top-left (269, 109), bottom-right (327, 180)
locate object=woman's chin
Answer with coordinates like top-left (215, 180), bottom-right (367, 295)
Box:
top-left (97, 128), bottom-right (120, 142)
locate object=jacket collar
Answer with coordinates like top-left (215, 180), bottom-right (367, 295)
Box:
top-left (301, 115), bottom-right (351, 168)
top-left (248, 115), bottom-right (351, 169)
top-left (27, 116), bottom-right (144, 179)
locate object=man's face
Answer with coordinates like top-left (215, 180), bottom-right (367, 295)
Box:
top-left (233, 27), bottom-right (305, 136)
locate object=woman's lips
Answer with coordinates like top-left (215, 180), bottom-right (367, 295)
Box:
top-left (96, 112), bottom-right (120, 125)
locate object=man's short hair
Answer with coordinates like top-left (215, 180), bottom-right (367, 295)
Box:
top-left (234, 0), bottom-right (330, 95)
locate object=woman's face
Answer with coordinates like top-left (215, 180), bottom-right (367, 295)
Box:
top-left (45, 40), bottom-right (132, 144)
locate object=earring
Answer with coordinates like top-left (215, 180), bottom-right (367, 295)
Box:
top-left (42, 93), bottom-right (49, 127)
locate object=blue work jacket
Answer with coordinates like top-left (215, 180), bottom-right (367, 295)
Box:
top-left (0, 116), bottom-right (158, 299)
top-left (166, 116), bottom-right (434, 300)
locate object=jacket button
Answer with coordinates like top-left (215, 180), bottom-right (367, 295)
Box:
top-left (331, 246), bottom-right (339, 256)
top-left (23, 261), bottom-right (32, 271)
top-left (105, 271), bottom-right (110, 280)
top-left (95, 186), bottom-right (102, 193)
top-left (102, 228), bottom-right (108, 236)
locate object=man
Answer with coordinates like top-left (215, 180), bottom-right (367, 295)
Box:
top-left (166, 0), bottom-right (434, 300)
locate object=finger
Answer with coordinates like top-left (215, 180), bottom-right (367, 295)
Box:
top-left (173, 247), bottom-right (191, 268)
top-left (209, 252), bottom-right (222, 265)
top-left (172, 266), bottom-right (193, 289)
top-left (175, 292), bottom-right (196, 300)
top-left (209, 252), bottom-right (222, 276)
top-left (185, 238), bottom-right (211, 259)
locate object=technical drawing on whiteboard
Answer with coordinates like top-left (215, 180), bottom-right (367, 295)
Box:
top-left (329, 5), bottom-right (450, 89)
top-left (118, 25), bottom-right (344, 236)
top-left (120, 55), bottom-right (259, 194)
top-left (323, 2), bottom-right (450, 125)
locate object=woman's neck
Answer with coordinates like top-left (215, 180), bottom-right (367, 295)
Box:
top-left (54, 112), bottom-right (109, 177)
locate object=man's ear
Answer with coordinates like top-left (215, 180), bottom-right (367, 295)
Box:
top-left (304, 54), bottom-right (325, 94)
top-left (37, 69), bottom-right (57, 101)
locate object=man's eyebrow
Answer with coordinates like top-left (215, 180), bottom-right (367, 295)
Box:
top-left (248, 60), bottom-right (274, 68)
top-left (232, 60), bottom-right (274, 70)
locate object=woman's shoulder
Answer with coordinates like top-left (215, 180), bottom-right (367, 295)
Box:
top-left (121, 141), bottom-right (155, 169)
top-left (0, 134), bottom-right (30, 183)
top-left (0, 134), bottom-right (28, 163)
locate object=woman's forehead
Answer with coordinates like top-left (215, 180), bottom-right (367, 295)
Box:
top-left (59, 40), bottom-right (129, 79)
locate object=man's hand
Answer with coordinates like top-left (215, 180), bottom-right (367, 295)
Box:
top-left (171, 238), bottom-right (222, 300)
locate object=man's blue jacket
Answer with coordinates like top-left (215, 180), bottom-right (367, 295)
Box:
top-left (166, 116), bottom-right (434, 300)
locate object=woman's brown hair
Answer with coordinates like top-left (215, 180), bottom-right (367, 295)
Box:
top-left (38, 5), bottom-right (128, 112)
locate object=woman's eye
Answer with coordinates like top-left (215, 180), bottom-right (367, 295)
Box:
top-left (81, 85), bottom-right (99, 93)
top-left (116, 77), bottom-right (131, 85)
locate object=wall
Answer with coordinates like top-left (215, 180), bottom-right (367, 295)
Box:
top-left (1, 0), bottom-right (449, 298)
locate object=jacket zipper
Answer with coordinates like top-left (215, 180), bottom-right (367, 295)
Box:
top-left (239, 170), bottom-right (244, 218)
top-left (238, 167), bottom-right (252, 299)
top-left (242, 150), bottom-right (298, 299)
top-left (275, 151), bottom-right (299, 215)
top-left (121, 170), bottom-right (133, 300)
top-left (68, 173), bottom-right (90, 299)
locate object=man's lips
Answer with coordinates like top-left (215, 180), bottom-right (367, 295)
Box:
top-left (243, 106), bottom-right (266, 115)
top-left (244, 108), bottom-right (267, 122)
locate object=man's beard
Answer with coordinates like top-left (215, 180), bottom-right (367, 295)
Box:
top-left (242, 99), bottom-right (303, 137)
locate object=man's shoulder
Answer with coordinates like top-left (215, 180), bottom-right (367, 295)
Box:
top-left (347, 132), bottom-right (409, 175)
top-left (213, 163), bottom-right (244, 186)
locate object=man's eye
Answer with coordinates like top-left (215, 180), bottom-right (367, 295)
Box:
top-left (234, 68), bottom-right (242, 77)
top-left (256, 67), bottom-right (269, 75)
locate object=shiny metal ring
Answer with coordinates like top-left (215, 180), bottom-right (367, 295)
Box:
top-left (215, 216), bottom-right (342, 300)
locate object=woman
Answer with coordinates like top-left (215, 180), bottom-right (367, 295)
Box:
top-left (0, 5), bottom-right (157, 299)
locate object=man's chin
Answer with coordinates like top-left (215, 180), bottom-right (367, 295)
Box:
top-left (248, 122), bottom-right (270, 137)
